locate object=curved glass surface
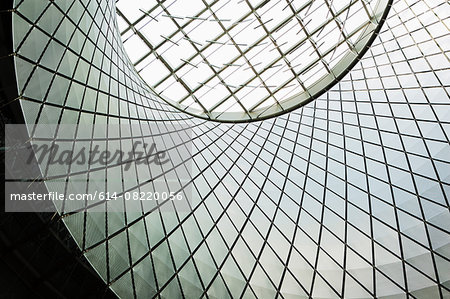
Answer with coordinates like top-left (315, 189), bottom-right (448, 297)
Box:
top-left (10, 0), bottom-right (450, 298)
top-left (117, 0), bottom-right (391, 122)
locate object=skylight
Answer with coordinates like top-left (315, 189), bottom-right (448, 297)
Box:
top-left (116, 0), bottom-right (391, 122)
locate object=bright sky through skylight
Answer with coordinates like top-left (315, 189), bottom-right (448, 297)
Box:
top-left (116, 0), bottom-right (390, 122)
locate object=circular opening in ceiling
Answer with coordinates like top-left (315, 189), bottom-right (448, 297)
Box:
top-left (117, 0), bottom-right (391, 122)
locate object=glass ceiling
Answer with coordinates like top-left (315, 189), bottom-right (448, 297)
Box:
top-left (10, 0), bottom-right (450, 297)
top-left (116, 0), bottom-right (391, 122)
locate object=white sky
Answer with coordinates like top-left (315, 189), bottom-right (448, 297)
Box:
top-left (116, 0), bottom-right (378, 118)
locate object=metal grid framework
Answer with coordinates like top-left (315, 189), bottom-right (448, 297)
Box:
top-left (10, 0), bottom-right (450, 298)
top-left (116, 0), bottom-right (391, 122)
